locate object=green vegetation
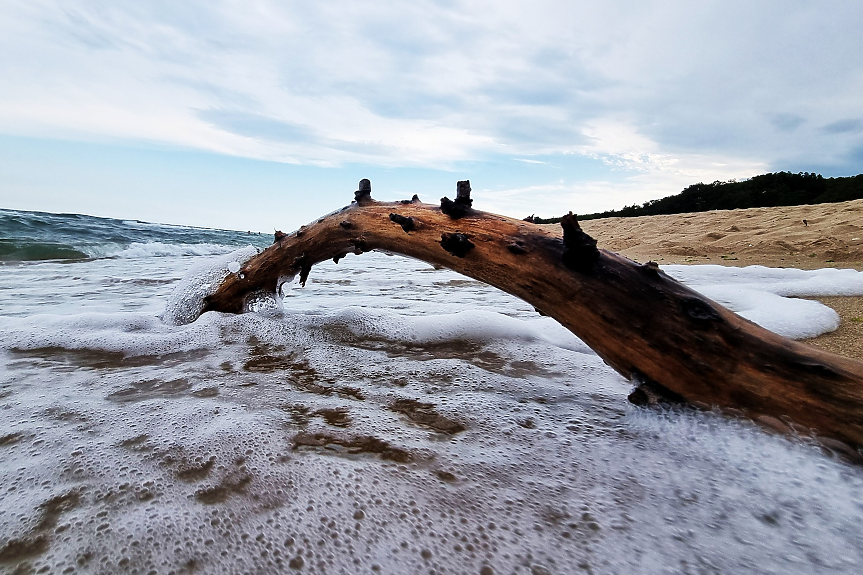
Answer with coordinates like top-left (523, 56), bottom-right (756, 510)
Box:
top-left (527, 172), bottom-right (863, 223)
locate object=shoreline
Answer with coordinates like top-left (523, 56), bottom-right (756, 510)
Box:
top-left (542, 199), bottom-right (863, 360)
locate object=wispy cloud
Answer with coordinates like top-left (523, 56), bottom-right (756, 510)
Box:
top-left (0, 0), bottom-right (861, 226)
top-left (823, 119), bottom-right (863, 134)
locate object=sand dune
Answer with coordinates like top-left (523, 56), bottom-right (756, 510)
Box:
top-left (576, 198), bottom-right (863, 269)
top-left (542, 199), bottom-right (863, 359)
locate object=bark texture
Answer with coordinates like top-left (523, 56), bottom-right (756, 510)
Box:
top-left (203, 183), bottom-right (863, 450)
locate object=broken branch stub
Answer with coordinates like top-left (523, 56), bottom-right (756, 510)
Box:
top-left (560, 212), bottom-right (600, 273)
top-left (354, 178), bottom-right (372, 204)
top-left (440, 180), bottom-right (474, 219)
top-left (203, 179), bottom-right (863, 450)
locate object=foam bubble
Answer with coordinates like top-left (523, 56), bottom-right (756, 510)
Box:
top-left (243, 290), bottom-right (284, 317)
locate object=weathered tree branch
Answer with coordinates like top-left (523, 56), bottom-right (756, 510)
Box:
top-left (204, 180), bottom-right (863, 451)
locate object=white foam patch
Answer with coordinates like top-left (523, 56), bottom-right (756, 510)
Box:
top-left (0, 311), bottom-right (224, 356)
top-left (3, 307), bottom-right (862, 574)
top-left (665, 265), bottom-right (863, 297)
top-left (0, 305), bottom-right (588, 360)
top-left (160, 246), bottom-right (258, 325)
top-left (320, 307), bottom-right (592, 353)
top-left (664, 264), bottom-right (863, 339)
top-left (696, 286), bottom-right (839, 339)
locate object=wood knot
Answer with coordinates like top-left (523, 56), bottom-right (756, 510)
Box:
top-left (795, 360), bottom-right (840, 379)
top-left (274, 230), bottom-right (287, 243)
top-left (641, 261), bottom-right (661, 276)
top-left (507, 241), bottom-right (527, 254)
top-left (354, 179), bottom-right (372, 203)
top-left (440, 233), bottom-right (474, 257)
top-left (681, 297), bottom-right (721, 323)
top-left (339, 220), bottom-right (353, 229)
top-left (389, 213), bottom-right (415, 233)
top-left (560, 212), bottom-right (599, 272)
top-left (350, 238), bottom-right (368, 254)
top-left (440, 180), bottom-right (473, 219)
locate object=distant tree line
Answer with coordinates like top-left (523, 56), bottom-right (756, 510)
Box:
top-left (525, 172), bottom-right (863, 224)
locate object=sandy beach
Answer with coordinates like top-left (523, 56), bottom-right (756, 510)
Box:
top-left (539, 199), bottom-right (863, 360)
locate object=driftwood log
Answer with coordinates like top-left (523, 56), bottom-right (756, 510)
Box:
top-left (204, 180), bottom-right (863, 452)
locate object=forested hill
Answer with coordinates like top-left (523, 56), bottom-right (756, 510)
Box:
top-left (533, 172), bottom-right (863, 223)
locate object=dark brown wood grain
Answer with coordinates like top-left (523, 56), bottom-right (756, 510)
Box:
top-left (203, 185), bottom-right (863, 450)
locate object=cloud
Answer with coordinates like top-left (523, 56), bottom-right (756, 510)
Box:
top-left (197, 110), bottom-right (317, 145)
top-left (476, 148), bottom-right (767, 219)
top-left (0, 0), bottom-right (861, 214)
top-left (822, 119), bottom-right (863, 134)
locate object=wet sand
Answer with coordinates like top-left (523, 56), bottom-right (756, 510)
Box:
top-left (542, 199), bottom-right (863, 360)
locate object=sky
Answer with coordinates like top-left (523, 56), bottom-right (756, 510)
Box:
top-left (1, 0), bottom-right (862, 232)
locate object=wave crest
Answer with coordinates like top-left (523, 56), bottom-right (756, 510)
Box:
top-left (0, 239), bottom-right (242, 261)
top-left (111, 242), bottom-right (239, 259)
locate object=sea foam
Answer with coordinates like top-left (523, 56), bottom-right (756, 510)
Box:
top-left (160, 245), bottom-right (259, 326)
top-left (3, 239), bottom-right (863, 574)
top-left (665, 264), bottom-right (863, 339)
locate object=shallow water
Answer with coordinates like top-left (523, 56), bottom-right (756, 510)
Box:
top-left (1, 210), bottom-right (863, 574)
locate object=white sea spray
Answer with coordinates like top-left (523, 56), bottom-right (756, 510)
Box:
top-left (159, 245), bottom-right (259, 326)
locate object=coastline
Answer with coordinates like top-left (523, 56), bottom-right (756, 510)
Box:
top-left (542, 199), bottom-right (863, 360)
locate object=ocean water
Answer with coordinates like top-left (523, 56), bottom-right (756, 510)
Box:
top-left (1, 207), bottom-right (863, 575)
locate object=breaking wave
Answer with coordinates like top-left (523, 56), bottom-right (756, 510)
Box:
top-left (0, 208), bottom-right (269, 261)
